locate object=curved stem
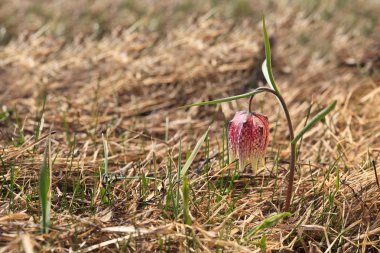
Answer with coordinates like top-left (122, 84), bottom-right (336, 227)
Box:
top-left (249, 87), bottom-right (296, 212)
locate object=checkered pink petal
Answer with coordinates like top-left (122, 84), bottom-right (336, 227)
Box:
top-left (228, 111), bottom-right (269, 172)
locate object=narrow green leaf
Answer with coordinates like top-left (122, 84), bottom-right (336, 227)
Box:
top-left (251, 235), bottom-right (267, 253)
top-left (35, 92), bottom-right (47, 142)
top-left (180, 128), bottom-right (209, 178)
top-left (182, 175), bottom-right (191, 225)
top-left (292, 100), bottom-right (337, 145)
top-left (262, 15), bottom-right (280, 95)
top-left (180, 90), bottom-right (263, 108)
top-left (0, 109), bottom-right (11, 120)
top-left (176, 139), bottom-right (182, 214)
top-left (335, 167), bottom-right (340, 191)
top-left (262, 16), bottom-right (285, 113)
top-left (245, 212), bottom-right (291, 240)
top-left (102, 133), bottom-right (109, 176)
top-left (39, 136), bottom-right (51, 233)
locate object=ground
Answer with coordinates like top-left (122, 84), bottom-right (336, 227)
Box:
top-left (1, 0), bottom-right (380, 252)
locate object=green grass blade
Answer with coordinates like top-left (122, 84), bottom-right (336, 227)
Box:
top-left (180, 90), bottom-right (263, 108)
top-left (252, 235), bottom-right (267, 253)
top-left (0, 108), bottom-right (12, 120)
top-left (182, 175), bottom-right (191, 225)
top-left (245, 212), bottom-right (291, 240)
top-left (39, 136), bottom-right (51, 233)
top-left (35, 91), bottom-right (47, 142)
top-left (102, 133), bottom-right (109, 176)
top-left (177, 139), bottom-right (182, 215)
top-left (262, 15), bottom-right (280, 95)
top-left (292, 100), bottom-right (337, 145)
top-left (180, 128), bottom-right (209, 178)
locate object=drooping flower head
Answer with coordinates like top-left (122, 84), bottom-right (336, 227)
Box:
top-left (228, 111), bottom-right (269, 173)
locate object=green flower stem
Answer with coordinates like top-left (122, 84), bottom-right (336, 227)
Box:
top-left (249, 87), bottom-right (295, 212)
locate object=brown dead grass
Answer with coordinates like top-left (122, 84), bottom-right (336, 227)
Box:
top-left (1, 0), bottom-right (380, 252)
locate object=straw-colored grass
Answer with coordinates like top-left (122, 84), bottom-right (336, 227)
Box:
top-left (1, 0), bottom-right (380, 252)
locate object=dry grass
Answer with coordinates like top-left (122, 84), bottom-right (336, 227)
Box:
top-left (1, 0), bottom-right (380, 252)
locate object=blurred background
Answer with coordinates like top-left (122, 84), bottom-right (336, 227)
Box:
top-left (0, 0), bottom-right (378, 43)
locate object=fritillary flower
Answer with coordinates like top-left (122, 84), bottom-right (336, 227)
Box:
top-left (228, 111), bottom-right (269, 173)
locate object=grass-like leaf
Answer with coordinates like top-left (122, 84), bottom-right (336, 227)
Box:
top-left (292, 100), bottom-right (337, 145)
top-left (252, 235), bottom-right (267, 253)
top-left (0, 108), bottom-right (12, 121)
top-left (262, 15), bottom-right (281, 95)
top-left (245, 212), bottom-right (291, 240)
top-left (39, 135), bottom-right (51, 233)
top-left (180, 90), bottom-right (264, 108)
top-left (182, 175), bottom-right (191, 225)
top-left (102, 133), bottom-right (109, 176)
top-left (180, 128), bottom-right (209, 178)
